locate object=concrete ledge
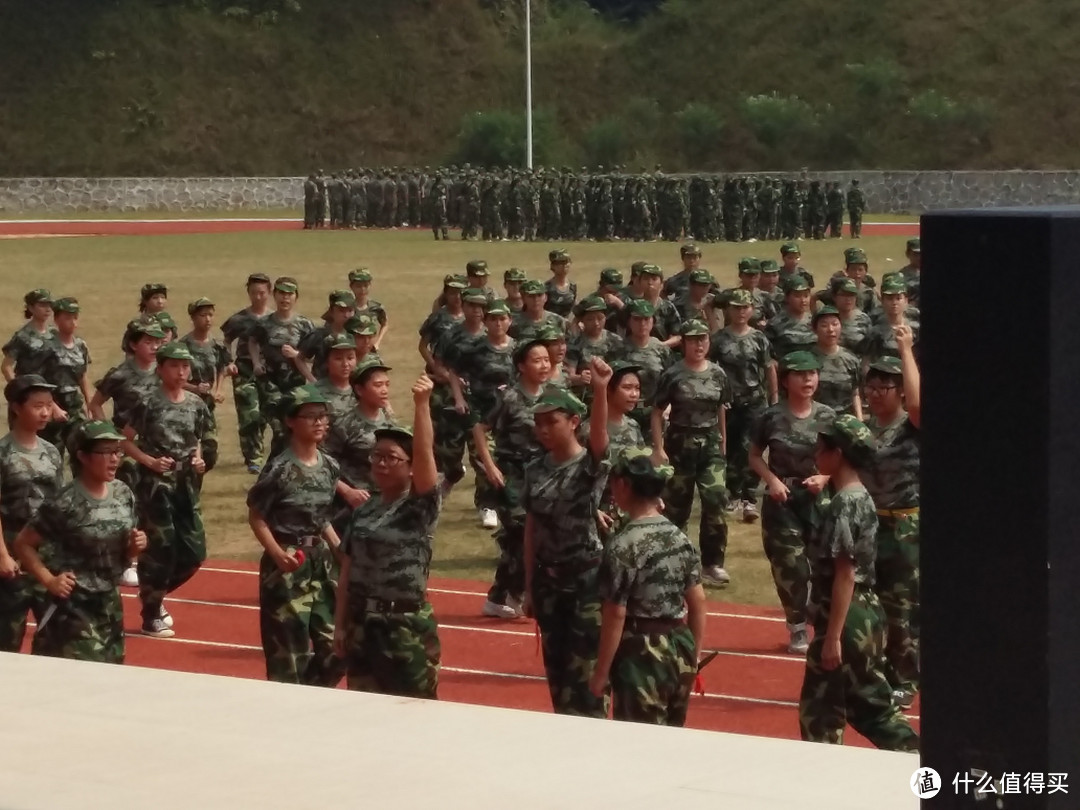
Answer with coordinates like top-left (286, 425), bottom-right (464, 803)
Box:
top-left (0, 652), bottom-right (918, 810)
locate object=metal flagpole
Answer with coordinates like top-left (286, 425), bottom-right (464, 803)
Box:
top-left (525, 0), bottom-right (533, 170)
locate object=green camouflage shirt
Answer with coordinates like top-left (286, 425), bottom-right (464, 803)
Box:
top-left (2, 322), bottom-right (55, 377)
top-left (543, 279), bottom-right (577, 318)
top-left (246, 449), bottom-right (341, 548)
top-left (577, 415), bottom-right (644, 454)
top-left (41, 336), bottom-right (91, 394)
top-left (716, 287), bottom-right (768, 327)
top-left (863, 413), bottom-right (920, 510)
top-left (709, 328), bottom-right (772, 406)
top-left (128, 387), bottom-right (211, 460)
top-left (314, 378), bottom-right (357, 422)
top-left (250, 312), bottom-right (315, 390)
top-left (611, 337), bottom-right (673, 406)
top-left (353, 299), bottom-right (387, 326)
top-left (179, 334), bottom-right (231, 406)
top-left (95, 358), bottom-right (159, 430)
top-left (566, 330), bottom-right (621, 372)
top-left (751, 401), bottom-right (837, 480)
top-left (863, 318), bottom-right (920, 365)
top-left (763, 311), bottom-right (816, 362)
top-left (323, 407), bottom-right (395, 489)
top-left (344, 486), bottom-right (442, 601)
top-left (808, 486), bottom-right (878, 625)
top-left (662, 270), bottom-right (693, 302)
top-left (221, 308), bottom-right (268, 365)
top-left (419, 309), bottom-right (465, 367)
top-left (653, 360), bottom-right (731, 430)
top-left (509, 310), bottom-right (568, 342)
top-left (30, 480), bottom-right (137, 593)
top-left (297, 326), bottom-right (348, 382)
top-left (0, 434), bottom-right (63, 537)
top-left (523, 448), bottom-right (605, 564)
top-left (486, 384), bottom-right (544, 468)
top-left (450, 337), bottom-right (517, 423)
top-left (599, 515), bottom-right (701, 620)
top-left (811, 346), bottom-right (862, 416)
top-left (839, 310), bottom-right (872, 357)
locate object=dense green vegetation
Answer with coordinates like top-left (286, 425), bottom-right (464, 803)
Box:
top-left (2, 0), bottom-right (1078, 175)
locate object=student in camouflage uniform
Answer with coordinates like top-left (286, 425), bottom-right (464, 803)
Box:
top-left (749, 351), bottom-right (837, 654)
top-left (713, 260), bottom-right (768, 330)
top-left (221, 273), bottom-right (273, 473)
top-left (817, 247), bottom-right (877, 319)
top-left (335, 375), bottom-right (443, 698)
top-left (502, 267), bottom-right (527, 313)
top-left (2, 289), bottom-right (55, 382)
top-left (891, 238), bottom-right (921, 307)
top-left (122, 342), bottom-right (211, 638)
top-left (247, 384), bottom-right (346, 687)
top-left (473, 339), bottom-right (550, 619)
top-left (627, 264), bottom-right (682, 346)
top-left (662, 243), bottom-right (702, 302)
top-left (348, 314), bottom-right (383, 365)
top-left (863, 276), bottom-right (920, 371)
top-left (591, 447), bottom-right (708, 725)
top-left (847, 179), bottom-right (866, 239)
top-left (511, 279), bottom-right (568, 341)
top-left (348, 269), bottom-right (389, 351)
top-left (39, 298), bottom-right (93, 460)
top-left (710, 289), bottom-right (777, 522)
top-left (674, 269), bottom-right (715, 323)
top-left (180, 298), bottom-right (232, 475)
top-left (0, 376), bottom-right (63, 651)
top-left (799, 415), bottom-right (919, 751)
top-left (778, 242), bottom-right (816, 290)
top-left (612, 299), bottom-right (674, 435)
top-left (811, 306), bottom-right (863, 418)
top-left (653, 320), bottom-right (732, 584)
top-left (764, 276), bottom-right (816, 362)
top-left (419, 276), bottom-right (468, 489)
top-left (524, 382), bottom-right (610, 717)
top-left (862, 327), bottom-right (921, 709)
top-left (298, 290), bottom-right (356, 382)
top-left (431, 260), bottom-right (496, 313)
top-left (544, 249), bottom-right (577, 318)
top-left (15, 421), bottom-right (146, 664)
top-left (827, 278), bottom-right (872, 357)
top-left (757, 260), bottom-right (783, 325)
top-left (566, 295), bottom-right (621, 403)
top-left (248, 277), bottom-right (315, 463)
top-left (314, 334), bottom-right (359, 419)
top-left (538, 324), bottom-right (572, 390)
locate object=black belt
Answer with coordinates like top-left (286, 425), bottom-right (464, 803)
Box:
top-left (625, 616), bottom-right (686, 634)
top-left (357, 596), bottom-right (424, 615)
top-left (537, 556), bottom-right (601, 580)
top-left (287, 535), bottom-right (322, 549)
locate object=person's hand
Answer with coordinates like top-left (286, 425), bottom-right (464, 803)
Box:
top-left (0, 552), bottom-right (19, 579)
top-left (484, 463), bottom-right (505, 489)
top-left (225, 363), bottom-right (238, 377)
top-left (588, 669), bottom-right (608, 697)
top-left (803, 474), bottom-right (828, 495)
top-left (822, 636), bottom-right (842, 670)
top-left (578, 369), bottom-right (593, 387)
top-left (47, 571), bottom-right (76, 598)
top-left (453, 397), bottom-right (469, 415)
top-left (342, 487), bottom-right (371, 508)
top-left (213, 392), bottom-right (225, 404)
top-left (596, 510), bottom-right (615, 532)
top-left (412, 374), bottom-right (434, 403)
top-left (591, 357), bottom-right (613, 388)
top-left (273, 547), bottom-right (302, 574)
top-left (191, 456), bottom-right (207, 475)
top-left (281, 345), bottom-right (300, 360)
top-left (893, 323), bottom-right (914, 352)
top-left (651, 448), bottom-right (669, 467)
top-left (767, 477), bottom-right (790, 503)
top-left (127, 529), bottom-right (147, 556)
top-left (52, 404), bottom-right (69, 422)
top-left (149, 456), bottom-right (175, 474)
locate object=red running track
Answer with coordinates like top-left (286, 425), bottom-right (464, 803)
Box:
top-left (0, 219), bottom-right (919, 238)
top-left (23, 560), bottom-right (919, 747)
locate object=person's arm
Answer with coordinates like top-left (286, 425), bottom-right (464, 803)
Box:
top-left (448, 372), bottom-right (469, 413)
top-left (685, 583), bottom-right (707, 661)
top-left (0, 511), bottom-right (17, 579)
top-left (248, 506), bottom-right (300, 574)
top-left (822, 556), bottom-right (856, 670)
top-left (321, 523), bottom-right (342, 554)
top-left (410, 375), bottom-right (438, 496)
top-left (749, 441), bottom-right (788, 502)
top-left (852, 390), bottom-right (864, 422)
top-left (248, 338), bottom-right (265, 375)
top-left (1, 353), bottom-right (15, 383)
top-left (650, 407), bottom-right (666, 458)
top-left (895, 324), bottom-right (920, 428)
top-left (14, 526), bottom-right (74, 598)
top-left (718, 405), bottom-right (727, 457)
top-left (120, 436), bottom-right (172, 474)
top-left (766, 362), bottom-right (778, 405)
top-left (333, 554), bottom-right (351, 658)
top-left (590, 600), bottom-right (626, 694)
top-left (588, 358), bottom-right (612, 460)
top-left (523, 513), bottom-right (537, 616)
top-left (77, 373), bottom-right (94, 418)
top-left (472, 422), bottom-right (504, 487)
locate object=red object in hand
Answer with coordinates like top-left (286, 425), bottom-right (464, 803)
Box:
top-left (294, 549), bottom-right (305, 566)
top-left (693, 673), bottom-right (705, 696)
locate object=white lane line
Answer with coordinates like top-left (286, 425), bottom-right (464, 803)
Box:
top-left (196, 567), bottom-right (786, 623)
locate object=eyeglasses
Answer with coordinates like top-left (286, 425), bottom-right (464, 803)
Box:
top-left (371, 451), bottom-right (410, 466)
top-left (294, 413), bottom-right (330, 423)
top-left (89, 448), bottom-right (124, 457)
top-left (865, 385), bottom-right (898, 395)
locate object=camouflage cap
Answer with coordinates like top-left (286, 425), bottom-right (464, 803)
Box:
top-left (74, 420), bottom-right (126, 448)
top-left (512, 337), bottom-right (548, 365)
top-left (819, 413), bottom-right (877, 465)
top-left (156, 341), bottom-right (194, 363)
top-left (531, 384), bottom-right (587, 417)
top-left (466, 259), bottom-right (489, 277)
top-left (738, 257), bottom-right (761, 273)
top-left (246, 272), bottom-right (272, 286)
top-left (680, 242), bottom-right (702, 256)
top-left (760, 259), bottom-right (780, 274)
top-left (349, 358), bottom-right (392, 385)
top-left (504, 267), bottom-right (528, 283)
top-left (443, 274), bottom-right (468, 290)
top-left (779, 350), bottom-right (822, 373)
top-left (128, 318), bottom-right (167, 340)
top-left (346, 315), bottom-right (378, 336)
top-left (812, 305), bottom-right (841, 326)
top-left (782, 275), bottom-right (811, 293)
top-left (187, 297), bottom-right (214, 316)
top-left (727, 288), bottom-right (754, 307)
top-left (348, 268), bottom-right (373, 283)
top-left (681, 319), bottom-right (710, 337)
top-left (880, 276), bottom-right (908, 295)
top-left (4, 373), bottom-right (57, 402)
top-left (626, 298), bottom-right (656, 318)
top-left (537, 324), bottom-right (565, 342)
top-left (462, 290), bottom-right (490, 306)
top-left (689, 269), bottom-right (713, 285)
top-left (844, 247), bottom-right (868, 265)
top-left (549, 249), bottom-right (570, 263)
top-left (326, 333), bottom-right (357, 352)
top-left (832, 277), bottom-right (859, 295)
top-left (274, 277), bottom-right (299, 294)
top-left (373, 424), bottom-right (415, 449)
top-left (486, 299), bottom-right (512, 316)
top-left (629, 261), bottom-right (648, 277)
top-left (140, 283), bottom-right (167, 299)
top-left (907, 237), bottom-right (921, 253)
top-left (609, 360), bottom-right (643, 377)
top-left (52, 297), bottom-right (80, 314)
top-left (151, 312), bottom-right (177, 332)
top-left (283, 383), bottom-right (330, 415)
top-left (577, 294), bottom-right (608, 313)
top-left (639, 263), bottom-right (663, 277)
top-left (328, 289), bottom-right (357, 308)
top-left (610, 446), bottom-right (674, 486)
top-left (599, 267), bottom-right (624, 286)
top-left (780, 241), bottom-right (801, 255)
top-left (24, 288), bottom-right (52, 306)
top-left (868, 356), bottom-right (904, 376)
top-left (520, 279), bottom-right (545, 296)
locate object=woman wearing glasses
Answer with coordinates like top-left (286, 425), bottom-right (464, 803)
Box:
top-left (14, 421), bottom-right (146, 663)
top-left (335, 375), bottom-right (442, 698)
top-left (247, 384), bottom-right (346, 687)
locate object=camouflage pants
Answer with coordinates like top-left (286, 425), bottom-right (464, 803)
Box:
top-left (662, 428), bottom-right (728, 567)
top-left (799, 589), bottom-right (919, 751)
top-left (344, 598), bottom-right (440, 699)
top-left (258, 546), bottom-right (344, 687)
top-left (761, 488), bottom-right (817, 626)
top-left (32, 587), bottom-right (125, 664)
top-left (875, 511), bottom-right (920, 696)
top-left (201, 400), bottom-right (219, 475)
top-left (469, 432), bottom-right (498, 511)
top-left (611, 625), bottom-right (696, 726)
top-left (255, 376), bottom-right (294, 463)
top-left (232, 368), bottom-right (267, 465)
top-left (533, 565), bottom-right (609, 718)
top-left (849, 210), bottom-right (863, 238)
top-left (430, 386), bottom-right (467, 488)
top-left (725, 401), bottom-right (765, 501)
top-left (0, 572), bottom-right (45, 652)
top-left (489, 460), bottom-right (527, 605)
top-left (135, 470), bottom-right (206, 622)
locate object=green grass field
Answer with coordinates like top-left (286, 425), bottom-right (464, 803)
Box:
top-left (0, 228), bottom-right (915, 605)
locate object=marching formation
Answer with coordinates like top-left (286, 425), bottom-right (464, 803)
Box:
top-left (0, 235), bottom-right (920, 748)
top-left (302, 167), bottom-right (868, 243)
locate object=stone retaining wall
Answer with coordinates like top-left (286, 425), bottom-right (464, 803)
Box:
top-left (2, 172), bottom-right (1080, 215)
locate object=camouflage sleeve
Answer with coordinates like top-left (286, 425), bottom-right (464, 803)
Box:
top-left (757, 332), bottom-right (773, 367)
top-left (28, 488), bottom-right (69, 543)
top-left (749, 407), bottom-right (772, 449)
top-left (683, 543), bottom-right (702, 590)
top-left (418, 313), bottom-right (439, 345)
top-left (652, 365), bottom-right (675, 411)
top-left (372, 302), bottom-right (388, 326)
top-left (296, 316), bottom-right (316, 343)
top-left (196, 399), bottom-right (212, 442)
top-left (598, 539), bottom-right (635, 606)
top-left (2, 331), bottom-right (23, 362)
top-left (215, 339), bottom-right (232, 370)
top-left (717, 366), bottom-right (733, 406)
top-left (823, 495), bottom-right (857, 561)
top-left (245, 459), bottom-right (285, 518)
top-left (126, 397), bottom-right (149, 439)
top-left (297, 329), bottom-right (323, 361)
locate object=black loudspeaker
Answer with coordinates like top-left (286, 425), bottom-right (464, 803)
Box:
top-left (920, 208), bottom-right (1080, 808)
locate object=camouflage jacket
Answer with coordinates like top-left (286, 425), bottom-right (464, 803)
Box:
top-left (653, 360), bottom-right (731, 431)
top-left (524, 448), bottom-right (605, 565)
top-left (709, 327), bottom-right (772, 407)
top-left (751, 402), bottom-right (837, 480)
top-left (0, 434), bottom-right (63, 538)
top-left (246, 448), bottom-right (341, 547)
top-left (599, 515), bottom-right (701, 620)
top-left (863, 413), bottom-right (920, 510)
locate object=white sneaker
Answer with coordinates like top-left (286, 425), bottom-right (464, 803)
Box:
top-left (506, 594), bottom-right (526, 618)
top-left (159, 605), bottom-right (174, 630)
top-left (482, 600), bottom-right (519, 619)
top-left (787, 623), bottom-right (809, 655)
top-left (141, 618), bottom-right (175, 639)
top-left (742, 500), bottom-right (760, 523)
top-left (701, 565), bottom-right (731, 585)
top-left (120, 565), bottom-right (139, 587)
top-left (480, 509), bottom-right (498, 529)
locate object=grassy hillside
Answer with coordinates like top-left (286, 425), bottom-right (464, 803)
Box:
top-left (2, 0), bottom-right (1078, 174)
